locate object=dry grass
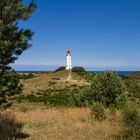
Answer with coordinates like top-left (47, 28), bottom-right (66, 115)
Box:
top-left (6, 107), bottom-right (123, 140)
top-left (14, 71), bottom-right (123, 139)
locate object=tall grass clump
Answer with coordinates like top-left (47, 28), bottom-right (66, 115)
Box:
top-left (90, 102), bottom-right (106, 121)
top-left (122, 107), bottom-right (140, 139)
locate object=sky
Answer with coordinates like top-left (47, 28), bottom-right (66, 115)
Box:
top-left (14, 0), bottom-right (140, 70)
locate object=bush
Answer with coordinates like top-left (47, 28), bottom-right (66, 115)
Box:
top-left (72, 66), bottom-right (85, 73)
top-left (44, 92), bottom-right (84, 107)
top-left (82, 72), bottom-right (95, 81)
top-left (123, 79), bottom-right (140, 100)
top-left (26, 94), bottom-right (40, 102)
top-left (14, 87), bottom-right (86, 107)
top-left (14, 95), bottom-right (26, 103)
top-left (72, 67), bottom-right (94, 81)
top-left (18, 73), bottom-right (35, 79)
top-left (115, 94), bottom-right (127, 109)
top-left (0, 112), bottom-right (27, 140)
top-left (89, 71), bottom-right (125, 107)
top-left (122, 108), bottom-right (140, 139)
top-left (54, 66), bottom-right (66, 72)
top-left (90, 102), bottom-right (106, 121)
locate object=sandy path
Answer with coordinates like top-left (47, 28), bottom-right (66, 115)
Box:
top-left (66, 70), bottom-right (72, 81)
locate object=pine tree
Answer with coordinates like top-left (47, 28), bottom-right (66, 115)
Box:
top-left (0, 0), bottom-right (36, 104)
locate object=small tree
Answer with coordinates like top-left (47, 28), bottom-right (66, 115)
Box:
top-left (89, 71), bottom-right (125, 106)
top-left (0, 0), bottom-right (36, 104)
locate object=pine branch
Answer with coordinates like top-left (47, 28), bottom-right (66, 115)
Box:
top-left (0, 5), bottom-right (2, 21)
top-left (3, 0), bottom-right (17, 24)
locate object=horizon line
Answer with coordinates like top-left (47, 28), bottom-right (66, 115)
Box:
top-left (11, 64), bottom-right (140, 71)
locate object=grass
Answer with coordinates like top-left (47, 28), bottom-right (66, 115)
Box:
top-left (22, 70), bottom-right (89, 94)
top-left (0, 111), bottom-right (28, 140)
top-left (6, 106), bottom-right (123, 140)
top-left (5, 70), bottom-right (140, 140)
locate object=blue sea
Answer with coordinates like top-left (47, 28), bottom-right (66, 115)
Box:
top-left (16, 70), bottom-right (137, 75)
top-left (90, 71), bottom-right (137, 75)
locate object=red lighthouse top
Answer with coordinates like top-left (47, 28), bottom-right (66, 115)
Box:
top-left (66, 50), bottom-right (71, 56)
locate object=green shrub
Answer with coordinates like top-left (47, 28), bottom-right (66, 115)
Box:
top-left (54, 66), bottom-right (66, 72)
top-left (18, 73), bottom-right (35, 79)
top-left (13, 87), bottom-right (85, 107)
top-left (124, 79), bottom-right (140, 99)
top-left (82, 72), bottom-right (95, 81)
top-left (26, 94), bottom-right (40, 102)
top-left (121, 72), bottom-right (140, 100)
top-left (72, 67), bottom-right (94, 81)
top-left (72, 66), bottom-right (85, 73)
top-left (115, 94), bottom-right (127, 109)
top-left (90, 102), bottom-right (106, 121)
top-left (122, 107), bottom-right (140, 139)
top-left (14, 95), bottom-right (26, 103)
top-left (13, 87), bottom-right (89, 107)
top-left (89, 71), bottom-right (125, 107)
top-left (44, 93), bottom-right (84, 107)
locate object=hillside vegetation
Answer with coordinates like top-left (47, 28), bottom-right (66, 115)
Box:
top-left (21, 70), bottom-right (90, 94)
top-left (121, 72), bottom-right (140, 100)
top-left (1, 70), bottom-right (140, 140)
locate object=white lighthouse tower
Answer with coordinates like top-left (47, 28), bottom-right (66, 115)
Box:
top-left (66, 50), bottom-right (72, 70)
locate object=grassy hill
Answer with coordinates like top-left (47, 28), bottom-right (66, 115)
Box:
top-left (1, 70), bottom-right (140, 140)
top-left (21, 70), bottom-right (89, 94)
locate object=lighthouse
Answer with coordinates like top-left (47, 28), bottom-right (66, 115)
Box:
top-left (66, 50), bottom-right (72, 70)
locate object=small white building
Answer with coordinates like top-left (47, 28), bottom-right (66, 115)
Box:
top-left (66, 50), bottom-right (72, 70)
